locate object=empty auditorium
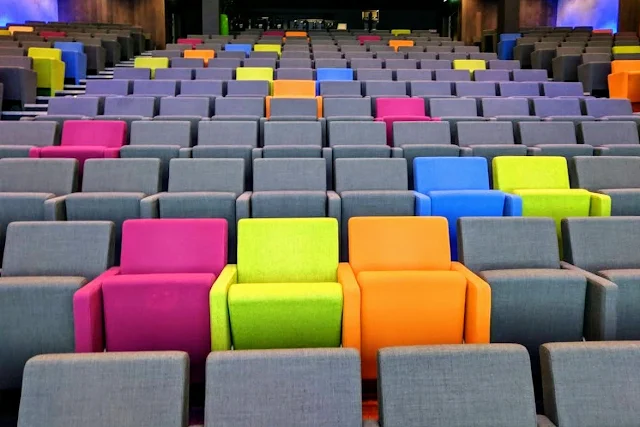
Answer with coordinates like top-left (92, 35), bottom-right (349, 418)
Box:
top-left (1, 0), bottom-right (640, 425)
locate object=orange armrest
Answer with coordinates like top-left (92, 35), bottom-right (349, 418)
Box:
top-left (451, 262), bottom-right (491, 343)
top-left (338, 263), bottom-right (361, 352)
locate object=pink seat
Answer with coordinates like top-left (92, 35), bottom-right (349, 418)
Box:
top-left (177, 38), bottom-right (203, 47)
top-left (29, 120), bottom-right (126, 172)
top-left (358, 35), bottom-right (382, 44)
top-left (375, 98), bottom-right (430, 144)
top-left (263, 30), bottom-right (285, 36)
top-left (73, 218), bottom-right (228, 382)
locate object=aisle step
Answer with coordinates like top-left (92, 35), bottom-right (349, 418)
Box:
top-left (25, 103), bottom-right (48, 111)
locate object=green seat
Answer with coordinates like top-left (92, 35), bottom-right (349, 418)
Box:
top-left (253, 44), bottom-right (282, 57)
top-left (612, 46), bottom-right (640, 55)
top-left (28, 48), bottom-right (65, 96)
top-left (134, 57), bottom-right (169, 78)
top-left (210, 218), bottom-right (343, 351)
top-left (391, 29), bottom-right (411, 36)
top-left (493, 156), bottom-right (611, 236)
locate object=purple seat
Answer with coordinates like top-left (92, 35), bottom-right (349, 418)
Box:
top-left (474, 70), bottom-right (511, 82)
top-left (85, 79), bottom-right (132, 96)
top-left (541, 82), bottom-right (585, 97)
top-left (498, 82), bottom-right (541, 97)
top-left (74, 218), bottom-right (228, 382)
top-left (113, 68), bottom-right (151, 80)
top-left (511, 69), bottom-right (548, 82)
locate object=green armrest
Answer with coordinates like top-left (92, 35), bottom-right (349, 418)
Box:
top-left (209, 264), bottom-right (237, 351)
top-left (31, 58), bottom-right (65, 96)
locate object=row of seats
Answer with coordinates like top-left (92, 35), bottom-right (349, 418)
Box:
top-left (14, 341), bottom-right (640, 427)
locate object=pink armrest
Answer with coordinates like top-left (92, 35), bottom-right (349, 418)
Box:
top-left (29, 147), bottom-right (42, 157)
top-left (104, 147), bottom-right (121, 158)
top-left (73, 267), bottom-right (121, 353)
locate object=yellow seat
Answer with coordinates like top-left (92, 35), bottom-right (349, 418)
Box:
top-left (612, 46), bottom-right (640, 55)
top-left (134, 57), bottom-right (169, 78)
top-left (391, 29), bottom-right (411, 36)
top-left (253, 44), bottom-right (282, 57)
top-left (389, 40), bottom-right (414, 52)
top-left (8, 26), bottom-right (34, 35)
top-left (28, 48), bottom-right (65, 96)
top-left (0, 30), bottom-right (11, 36)
top-left (184, 49), bottom-right (215, 66)
top-left (453, 59), bottom-right (487, 73)
top-left (236, 67), bottom-right (274, 81)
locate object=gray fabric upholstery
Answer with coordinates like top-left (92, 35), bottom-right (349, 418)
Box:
top-left (155, 68), bottom-right (193, 80)
top-left (275, 68), bottom-right (314, 80)
top-left (198, 120), bottom-right (259, 147)
top-left (395, 69), bottom-right (434, 81)
top-left (419, 59), bottom-right (453, 70)
top-left (582, 98), bottom-right (632, 118)
top-left (85, 80), bottom-right (132, 96)
top-left (133, 80), bottom-right (178, 97)
top-left (328, 121), bottom-right (386, 146)
top-left (253, 158), bottom-right (326, 191)
top-left (214, 97), bottom-right (264, 118)
top-left (435, 69), bottom-right (471, 81)
top-left (0, 159), bottom-right (77, 194)
top-left (458, 217), bottom-right (560, 272)
top-left (179, 80), bottom-right (223, 98)
top-left (195, 68), bottom-right (234, 80)
top-left (456, 121), bottom-right (514, 146)
top-left (82, 159), bottom-right (161, 194)
top-left (205, 348), bottom-right (362, 427)
top-left (112, 68), bottom-right (150, 80)
top-left (429, 98), bottom-right (478, 117)
top-left (323, 97), bottom-right (371, 117)
top-left (130, 121), bottom-right (191, 148)
top-left (319, 81), bottom-right (363, 97)
top-left (168, 158), bottom-right (245, 195)
top-left (578, 121), bottom-right (639, 146)
top-left (363, 81), bottom-right (407, 96)
top-left (104, 96), bottom-right (156, 117)
top-left (269, 98), bottom-right (318, 118)
top-left (455, 82), bottom-right (497, 97)
top-left (570, 157), bottom-right (640, 210)
top-left (160, 97), bottom-right (212, 117)
top-left (533, 98), bottom-right (582, 117)
top-left (541, 342), bottom-right (640, 427)
top-left (410, 81), bottom-right (453, 97)
top-left (498, 82), bottom-right (541, 97)
top-left (518, 121), bottom-right (577, 146)
top-left (18, 352), bottom-right (189, 427)
top-left (481, 98), bottom-right (531, 117)
top-left (263, 121), bottom-right (322, 147)
top-left (47, 96), bottom-right (102, 117)
top-left (377, 345), bottom-right (538, 427)
top-left (356, 69), bottom-right (393, 80)
top-left (251, 191), bottom-right (328, 218)
top-left (226, 81), bottom-right (270, 97)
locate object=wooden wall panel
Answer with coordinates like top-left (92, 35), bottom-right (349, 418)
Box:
top-left (519, 0), bottom-right (557, 29)
top-left (58, 0), bottom-right (165, 47)
top-left (619, 0), bottom-right (640, 33)
top-left (461, 0), bottom-right (498, 44)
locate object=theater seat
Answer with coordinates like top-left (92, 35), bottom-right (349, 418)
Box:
top-left (342, 216), bottom-right (491, 379)
top-left (608, 60), bottom-right (640, 104)
top-left (133, 57), bottom-right (168, 78)
top-left (375, 98), bottom-right (431, 144)
top-left (28, 47), bottom-right (65, 96)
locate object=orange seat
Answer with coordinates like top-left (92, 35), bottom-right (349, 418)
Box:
top-left (608, 60), bottom-right (640, 103)
top-left (342, 216), bottom-right (491, 379)
top-left (389, 39), bottom-right (414, 52)
top-left (593, 29), bottom-right (613, 34)
top-left (184, 49), bottom-right (215, 65)
top-left (285, 31), bottom-right (307, 37)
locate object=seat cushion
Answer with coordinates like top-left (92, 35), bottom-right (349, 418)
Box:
top-left (159, 192), bottom-right (237, 219)
top-left (513, 189), bottom-right (592, 232)
top-left (357, 270), bottom-right (467, 379)
top-left (251, 191), bottom-right (327, 218)
top-left (598, 269), bottom-right (640, 340)
top-left (228, 282), bottom-right (343, 350)
top-left (599, 189), bottom-right (640, 216)
top-left (102, 272), bottom-right (215, 381)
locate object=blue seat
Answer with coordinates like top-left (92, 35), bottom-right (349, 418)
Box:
top-left (413, 157), bottom-right (522, 260)
top-left (316, 68), bottom-right (353, 81)
top-left (497, 33), bottom-right (521, 60)
top-left (54, 42), bottom-right (87, 84)
top-left (223, 44), bottom-right (252, 57)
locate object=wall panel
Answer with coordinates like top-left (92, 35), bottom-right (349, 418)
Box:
top-left (619, 0), bottom-right (640, 33)
top-left (519, 0), bottom-right (557, 28)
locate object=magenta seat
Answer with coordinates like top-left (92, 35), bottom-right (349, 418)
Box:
top-left (30, 120), bottom-right (126, 171)
top-left (375, 98), bottom-right (431, 144)
top-left (358, 35), bottom-right (381, 44)
top-left (177, 38), bottom-right (203, 47)
top-left (263, 30), bottom-right (285, 36)
top-left (73, 218), bottom-right (228, 382)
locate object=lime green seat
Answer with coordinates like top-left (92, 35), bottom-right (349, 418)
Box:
top-left (134, 57), bottom-right (169, 78)
top-left (28, 48), bottom-right (65, 96)
top-left (453, 59), bottom-right (487, 73)
top-left (391, 29), bottom-right (411, 36)
top-left (253, 44), bottom-right (282, 57)
top-left (210, 218), bottom-right (343, 351)
top-left (612, 46), bottom-right (640, 55)
top-left (493, 156), bottom-right (611, 235)
top-left (235, 66), bottom-right (274, 81)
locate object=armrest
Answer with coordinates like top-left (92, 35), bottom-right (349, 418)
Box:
top-left (451, 262), bottom-right (491, 343)
top-left (178, 147), bottom-right (192, 158)
top-left (458, 147), bottom-right (473, 157)
top-left (322, 147), bottom-right (333, 190)
top-left (28, 147), bottom-right (42, 157)
top-left (43, 195), bottom-right (67, 220)
top-left (104, 147), bottom-right (121, 158)
top-left (236, 191), bottom-right (251, 221)
top-left (390, 147), bottom-right (402, 158)
top-left (537, 414), bottom-right (557, 427)
top-left (210, 264), bottom-right (238, 351)
top-left (251, 147), bottom-right (262, 160)
top-left (414, 191), bottom-right (431, 216)
top-left (503, 193), bottom-right (523, 216)
top-left (140, 193), bottom-right (163, 218)
top-left (327, 191), bottom-right (341, 226)
top-left (607, 72), bottom-right (628, 99)
top-left (560, 261), bottom-right (617, 341)
top-left (73, 267), bottom-right (121, 353)
top-left (589, 192), bottom-right (611, 216)
top-left (337, 263), bottom-right (361, 352)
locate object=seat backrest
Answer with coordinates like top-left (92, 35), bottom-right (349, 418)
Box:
top-left (378, 344), bottom-right (537, 427)
top-left (578, 121), bottom-right (639, 145)
top-left (85, 80), bottom-right (131, 96)
top-left (155, 68), bottom-right (193, 80)
top-left (455, 81), bottom-right (497, 96)
top-left (356, 68), bottom-right (393, 80)
top-left (316, 67), bottom-right (353, 81)
top-left (323, 96), bottom-right (370, 116)
top-left (237, 218), bottom-right (338, 283)
top-left (214, 97), bottom-right (264, 117)
top-left (27, 47), bottom-right (61, 60)
top-left (254, 44), bottom-right (282, 56)
top-left (206, 348), bottom-right (361, 426)
top-left (133, 80), bottom-right (178, 96)
top-left (583, 98), bottom-right (633, 117)
top-left (160, 97), bottom-right (211, 117)
top-left (179, 80), bottom-right (223, 97)
top-left (414, 157), bottom-right (490, 192)
top-left (119, 218), bottom-right (227, 275)
top-left (481, 98), bottom-right (530, 117)
top-left (275, 68), bottom-right (314, 80)
top-left (350, 58), bottom-right (382, 69)
top-left (82, 159), bottom-right (161, 194)
top-left (458, 217), bottom-right (559, 271)
top-left (498, 82), bottom-right (540, 96)
top-left (195, 67), bottom-right (233, 80)
top-left (226, 80), bottom-right (270, 97)
top-left (130, 121), bottom-right (191, 148)
top-left (541, 341), bottom-right (640, 427)
top-left (0, 121), bottom-right (59, 147)
top-left (610, 60), bottom-right (640, 73)
top-left (376, 97), bottom-right (425, 117)
top-left (47, 96), bottom-right (101, 117)
top-left (53, 41), bottom-right (83, 53)
top-left (2, 221), bottom-right (114, 279)
top-left (533, 98), bottom-right (582, 117)
top-left (334, 158), bottom-right (408, 192)
top-left (571, 156), bottom-right (640, 191)
top-left (0, 158), bottom-right (77, 194)
top-left (511, 69), bottom-right (548, 81)
top-left (262, 121), bottom-right (322, 147)
top-left (493, 156), bottom-right (570, 192)
top-left (0, 55), bottom-right (32, 68)
top-left (272, 79), bottom-right (316, 97)
top-left (104, 96), bottom-right (156, 117)
top-left (19, 352), bottom-right (188, 427)
top-left (420, 59), bottom-right (452, 69)
top-left (429, 98), bottom-right (478, 117)
top-left (168, 158), bottom-right (245, 194)
top-left (133, 57), bottom-right (169, 69)
top-left (113, 67), bottom-right (151, 80)
top-left (198, 120), bottom-right (259, 147)
top-left (61, 120), bottom-right (126, 148)
top-left (434, 69), bottom-right (471, 81)
top-left (612, 46), bottom-right (640, 55)
top-left (278, 58), bottom-right (312, 68)
top-left (410, 81), bottom-right (453, 96)
top-left (329, 121), bottom-right (386, 146)
top-left (456, 121), bottom-right (514, 146)
top-left (488, 59), bottom-right (521, 70)
top-left (349, 216), bottom-right (450, 275)
top-left (518, 121), bottom-right (577, 145)
top-left (541, 82), bottom-right (585, 97)
top-left (253, 158), bottom-right (326, 191)
top-left (184, 49), bottom-right (214, 61)
top-left (452, 59), bottom-right (486, 72)
top-left (393, 121), bottom-right (452, 146)
top-left (235, 66), bottom-right (274, 81)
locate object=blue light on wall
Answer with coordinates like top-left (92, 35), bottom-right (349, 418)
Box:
top-left (0, 0), bottom-right (59, 26)
top-left (556, 0), bottom-right (619, 32)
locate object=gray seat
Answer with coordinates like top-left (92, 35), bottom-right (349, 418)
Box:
top-left (334, 158), bottom-right (419, 260)
top-left (0, 221), bottom-right (113, 390)
top-left (121, 121), bottom-right (192, 190)
top-left (18, 352), bottom-right (188, 427)
top-left (578, 53), bottom-right (612, 94)
top-left (512, 69), bottom-right (548, 82)
top-left (395, 69), bottom-right (433, 81)
top-left (541, 82), bottom-right (586, 98)
top-left (577, 121), bottom-right (640, 155)
top-left (519, 121), bottom-right (593, 158)
top-left (323, 97), bottom-right (371, 119)
top-left (133, 80), bottom-right (179, 97)
top-left (84, 79), bottom-right (132, 96)
top-left (226, 80), bottom-right (270, 97)
top-left (278, 58), bottom-right (312, 68)
top-left (195, 68), bottom-right (234, 80)
top-left (275, 68), bottom-right (314, 80)
top-left (179, 80), bottom-right (224, 98)
top-left (454, 81), bottom-right (497, 97)
top-left (456, 121), bottom-right (526, 170)
top-left (213, 97), bottom-right (264, 120)
top-left (261, 121), bottom-right (323, 158)
top-left (473, 69), bottom-right (511, 82)
top-left (498, 82), bottom-right (541, 97)
top-left (0, 121), bottom-right (60, 158)
top-left (350, 58), bottom-right (382, 69)
top-left (356, 69), bottom-right (393, 81)
top-left (481, 97), bottom-right (537, 123)
top-left (268, 98), bottom-right (319, 119)
top-left (420, 59), bottom-right (452, 70)
top-left (104, 96), bottom-right (157, 117)
top-left (141, 158), bottom-right (248, 262)
top-left (205, 349), bottom-right (362, 427)
top-left (434, 69), bottom-right (470, 82)
top-left (0, 56), bottom-right (36, 108)
top-left (458, 216), bottom-right (613, 406)
top-left (47, 96), bottom-right (102, 117)
top-left (581, 98), bottom-right (638, 122)
top-left (151, 49), bottom-right (182, 58)
top-left (314, 58), bottom-right (348, 68)
top-left (569, 157), bottom-right (640, 215)
top-left (541, 342), bottom-right (640, 427)
top-left (169, 57), bottom-right (203, 69)
top-left (160, 96), bottom-right (212, 117)
top-left (488, 59), bottom-right (521, 70)
top-left (50, 159), bottom-right (161, 263)
top-left (318, 81), bottom-right (362, 97)
top-left (438, 52), bottom-right (469, 61)
top-left (378, 345), bottom-right (545, 427)
top-left (155, 68), bottom-right (193, 80)
top-left (384, 59), bottom-right (418, 70)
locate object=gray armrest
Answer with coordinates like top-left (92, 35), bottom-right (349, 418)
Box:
top-left (391, 147), bottom-right (402, 158)
top-left (362, 420), bottom-right (380, 427)
top-left (537, 414), bottom-right (556, 427)
top-left (251, 147), bottom-right (262, 160)
top-left (178, 147), bottom-right (192, 158)
top-left (140, 193), bottom-right (164, 218)
top-left (321, 147), bottom-right (333, 190)
top-left (43, 195), bottom-right (67, 221)
top-left (236, 191), bottom-right (251, 220)
top-left (327, 191), bottom-right (341, 228)
top-left (459, 147), bottom-right (473, 156)
top-left (560, 261), bottom-right (618, 341)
